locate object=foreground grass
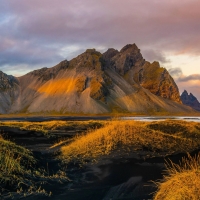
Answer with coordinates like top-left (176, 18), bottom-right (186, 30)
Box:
top-left (154, 153), bottom-right (200, 200)
top-left (0, 135), bottom-right (35, 186)
top-left (0, 120), bottom-right (104, 136)
top-left (0, 135), bottom-right (68, 198)
top-left (61, 120), bottom-right (200, 164)
top-left (0, 135), bottom-right (42, 197)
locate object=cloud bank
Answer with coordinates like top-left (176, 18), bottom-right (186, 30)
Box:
top-left (0, 0), bottom-right (200, 74)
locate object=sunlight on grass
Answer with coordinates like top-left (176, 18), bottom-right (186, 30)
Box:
top-left (0, 135), bottom-right (69, 198)
top-left (0, 120), bottom-right (104, 136)
top-left (1, 119), bottom-right (200, 198)
top-left (61, 120), bottom-right (200, 164)
top-left (0, 135), bottom-right (35, 185)
top-left (154, 153), bottom-right (200, 200)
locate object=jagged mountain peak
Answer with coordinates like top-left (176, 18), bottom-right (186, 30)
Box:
top-left (102, 44), bottom-right (181, 103)
top-left (181, 90), bottom-right (200, 111)
top-left (0, 70), bottom-right (13, 79)
top-left (102, 43), bottom-right (145, 75)
top-left (0, 43), bottom-right (195, 114)
top-left (181, 90), bottom-right (197, 101)
top-left (24, 60), bottom-right (70, 83)
top-left (150, 61), bottom-right (160, 68)
top-left (182, 90), bottom-right (188, 96)
top-left (0, 71), bottom-right (18, 90)
top-left (85, 48), bottom-right (101, 54)
top-left (0, 71), bottom-right (20, 113)
top-left (120, 43), bottom-right (139, 53)
top-left (29, 67), bottom-right (48, 76)
top-left (102, 48), bottom-right (119, 61)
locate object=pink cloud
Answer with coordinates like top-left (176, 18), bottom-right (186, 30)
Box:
top-left (168, 67), bottom-right (200, 100)
top-left (5, 0), bottom-right (200, 53)
top-left (1, 0), bottom-right (200, 74)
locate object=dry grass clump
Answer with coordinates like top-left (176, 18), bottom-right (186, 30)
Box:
top-left (154, 153), bottom-right (200, 200)
top-left (147, 120), bottom-right (200, 139)
top-left (0, 135), bottom-right (69, 198)
top-left (0, 135), bottom-right (35, 185)
top-left (61, 120), bottom-right (199, 164)
top-left (0, 120), bottom-right (104, 135)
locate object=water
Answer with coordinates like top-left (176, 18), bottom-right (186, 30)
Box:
top-left (0, 116), bottom-right (200, 122)
top-left (121, 116), bottom-right (200, 122)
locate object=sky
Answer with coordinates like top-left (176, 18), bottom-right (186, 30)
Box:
top-left (0, 0), bottom-right (200, 100)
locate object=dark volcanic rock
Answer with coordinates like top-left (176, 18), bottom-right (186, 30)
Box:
top-left (181, 90), bottom-right (200, 111)
top-left (0, 71), bottom-right (20, 113)
top-left (102, 43), bottom-right (145, 75)
top-left (29, 60), bottom-right (69, 82)
top-left (136, 61), bottom-right (182, 103)
top-left (102, 44), bottom-right (181, 103)
top-left (0, 71), bottom-right (19, 90)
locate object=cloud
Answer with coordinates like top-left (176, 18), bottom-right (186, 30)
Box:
top-left (178, 80), bottom-right (200, 101)
top-left (0, 36), bottom-right (63, 66)
top-left (1, 0), bottom-right (200, 75)
top-left (142, 49), bottom-right (170, 63)
top-left (168, 67), bottom-right (200, 82)
top-left (167, 67), bottom-right (200, 100)
top-left (3, 0), bottom-right (200, 49)
top-left (168, 67), bottom-right (183, 77)
top-left (178, 74), bottom-right (200, 82)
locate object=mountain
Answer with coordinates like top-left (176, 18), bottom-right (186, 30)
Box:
top-left (0, 71), bottom-right (20, 113)
top-left (181, 90), bottom-right (200, 111)
top-left (102, 44), bottom-right (181, 103)
top-left (0, 44), bottom-right (194, 114)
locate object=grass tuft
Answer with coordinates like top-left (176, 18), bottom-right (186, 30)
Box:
top-left (0, 135), bottom-right (35, 185)
top-left (0, 120), bottom-right (104, 136)
top-left (154, 153), bottom-right (200, 200)
top-left (0, 135), bottom-right (69, 198)
top-left (60, 120), bottom-right (200, 164)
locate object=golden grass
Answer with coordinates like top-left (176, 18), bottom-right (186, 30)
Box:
top-left (61, 120), bottom-right (200, 164)
top-left (154, 153), bottom-right (200, 200)
top-left (0, 135), bottom-right (35, 185)
top-left (0, 135), bottom-right (69, 197)
top-left (147, 120), bottom-right (200, 140)
top-left (0, 120), bottom-right (104, 135)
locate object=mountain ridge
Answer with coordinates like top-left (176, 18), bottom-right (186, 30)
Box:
top-left (181, 90), bottom-right (200, 111)
top-left (0, 43), bottom-right (195, 114)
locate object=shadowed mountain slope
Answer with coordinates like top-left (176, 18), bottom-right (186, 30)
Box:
top-left (181, 90), bottom-right (200, 111)
top-left (0, 71), bottom-right (20, 113)
top-left (1, 44), bottom-right (195, 114)
top-left (102, 44), bottom-right (181, 103)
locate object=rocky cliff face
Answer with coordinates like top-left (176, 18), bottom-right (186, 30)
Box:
top-left (0, 43), bottom-right (194, 114)
top-left (0, 71), bottom-right (20, 113)
top-left (102, 44), bottom-right (181, 103)
top-left (137, 61), bottom-right (182, 103)
top-left (181, 90), bottom-right (200, 111)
